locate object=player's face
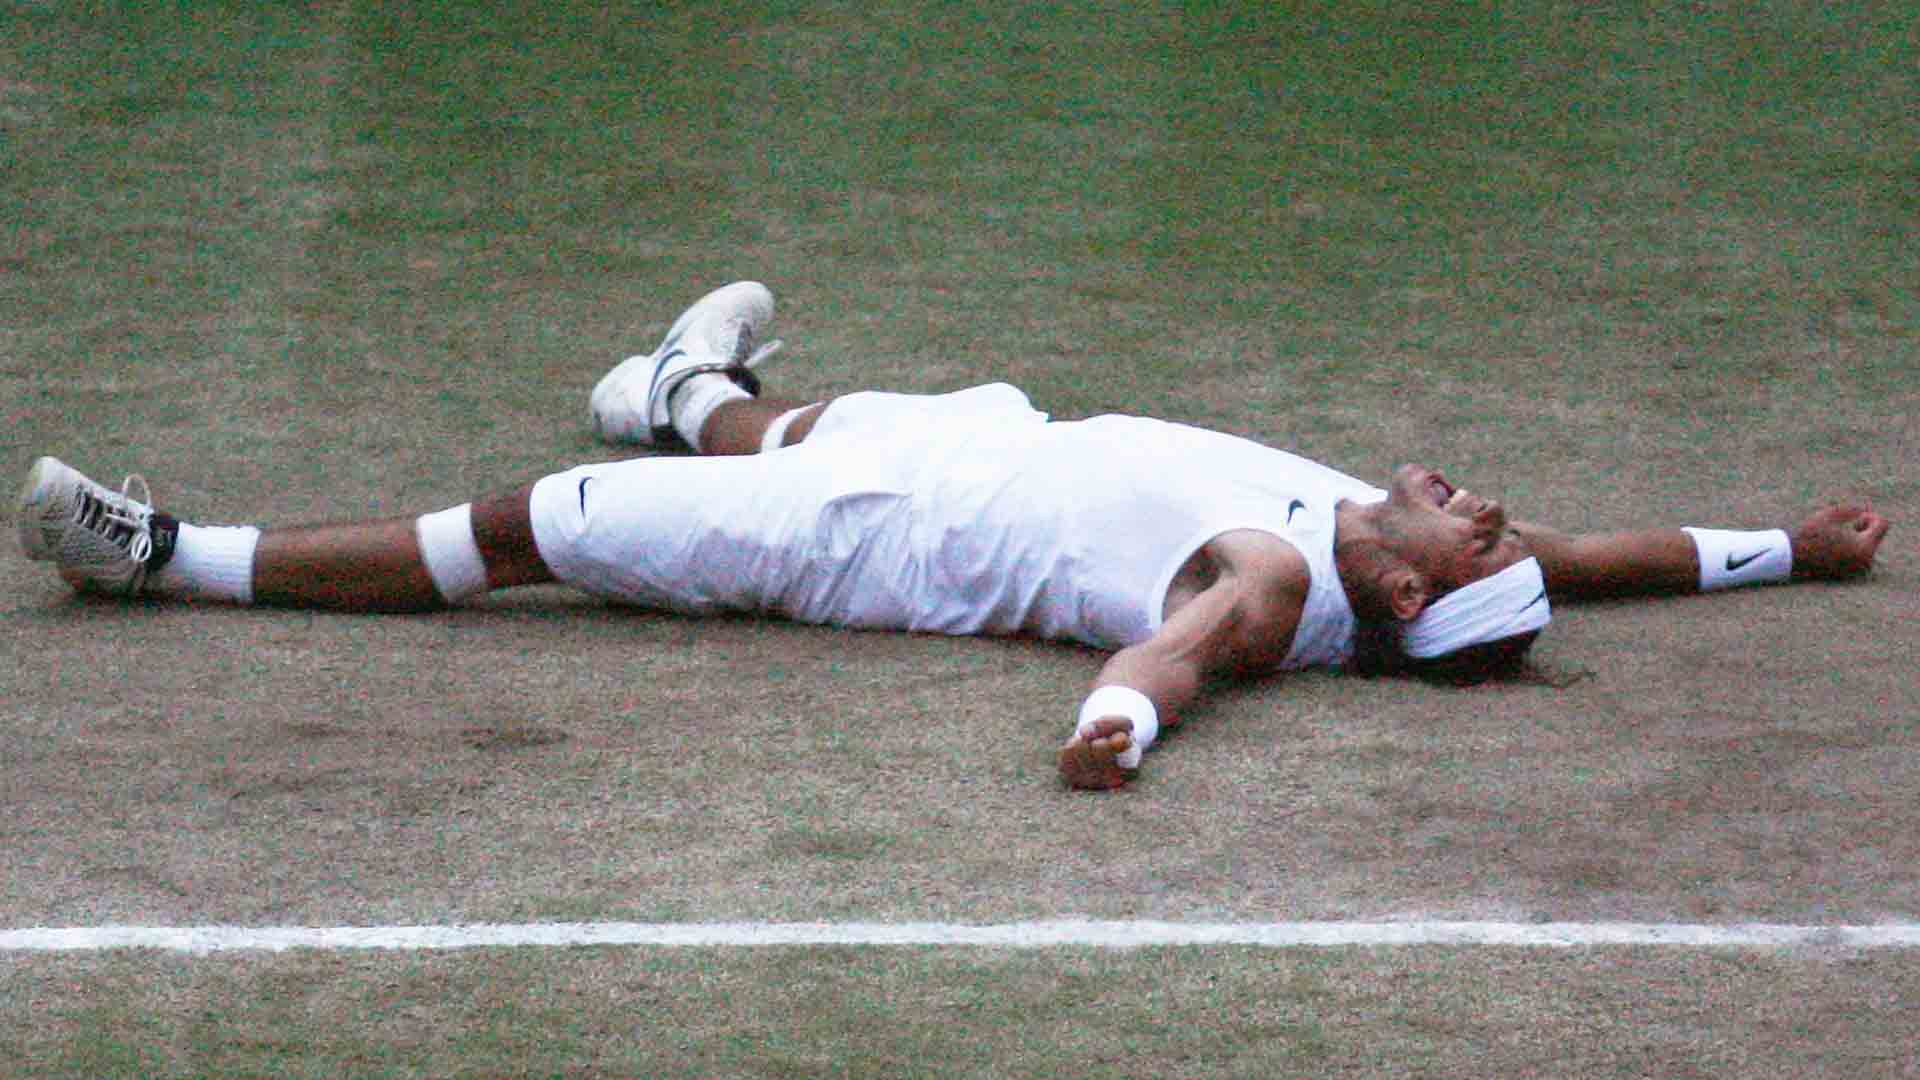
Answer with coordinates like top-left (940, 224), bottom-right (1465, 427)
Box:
top-left (1380, 464), bottom-right (1531, 593)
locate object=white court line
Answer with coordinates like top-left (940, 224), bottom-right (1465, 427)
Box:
top-left (5, 920), bottom-right (1920, 954)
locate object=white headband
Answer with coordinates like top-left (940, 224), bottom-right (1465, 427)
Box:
top-left (1403, 557), bottom-right (1551, 660)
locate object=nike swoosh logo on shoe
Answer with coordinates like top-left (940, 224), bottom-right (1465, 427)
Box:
top-left (1285, 499), bottom-right (1306, 525)
top-left (1726, 549), bottom-right (1769, 571)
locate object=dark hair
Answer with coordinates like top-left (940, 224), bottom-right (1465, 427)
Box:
top-left (1336, 529), bottom-right (1545, 686)
top-left (1407, 629), bottom-right (1541, 685)
top-left (1348, 624), bottom-right (1541, 686)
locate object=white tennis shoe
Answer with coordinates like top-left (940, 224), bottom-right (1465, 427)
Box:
top-left (17, 456), bottom-right (161, 596)
top-left (590, 280), bottom-right (783, 446)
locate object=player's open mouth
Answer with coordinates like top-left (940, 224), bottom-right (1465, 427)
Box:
top-left (1429, 475), bottom-right (1455, 509)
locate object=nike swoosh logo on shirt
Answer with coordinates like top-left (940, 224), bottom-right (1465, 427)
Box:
top-left (1285, 499), bottom-right (1306, 525)
top-left (1725, 549), bottom-right (1769, 572)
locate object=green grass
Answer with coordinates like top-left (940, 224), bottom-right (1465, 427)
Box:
top-left (2, 0), bottom-right (1915, 1075)
top-left (5, 946), bottom-right (1918, 1077)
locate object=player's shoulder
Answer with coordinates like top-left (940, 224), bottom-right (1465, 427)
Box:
top-left (1206, 529), bottom-right (1310, 612)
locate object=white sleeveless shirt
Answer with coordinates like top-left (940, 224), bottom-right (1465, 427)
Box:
top-left (870, 411), bottom-right (1382, 668)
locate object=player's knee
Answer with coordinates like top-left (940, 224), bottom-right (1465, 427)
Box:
top-left (469, 486), bottom-right (552, 589)
top-left (418, 487), bottom-right (550, 600)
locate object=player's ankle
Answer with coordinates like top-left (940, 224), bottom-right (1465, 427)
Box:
top-left (670, 374), bottom-right (753, 451)
top-left (147, 519), bottom-right (261, 603)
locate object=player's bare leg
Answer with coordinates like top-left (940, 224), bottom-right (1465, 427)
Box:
top-left (19, 455), bottom-right (554, 612)
top-left (251, 486), bottom-right (552, 610)
top-left (249, 517), bottom-right (440, 610)
top-left (695, 398), bottom-right (828, 455)
top-left (249, 377), bottom-right (890, 603)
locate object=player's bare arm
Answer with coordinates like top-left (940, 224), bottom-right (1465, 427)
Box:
top-left (1058, 530), bottom-right (1309, 791)
top-left (1511, 503), bottom-right (1890, 603)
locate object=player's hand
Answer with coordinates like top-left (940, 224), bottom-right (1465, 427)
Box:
top-left (1790, 504), bottom-right (1891, 580)
top-left (1058, 717), bottom-right (1136, 791)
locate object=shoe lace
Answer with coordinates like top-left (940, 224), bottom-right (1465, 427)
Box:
top-left (740, 338), bottom-right (783, 370)
top-left (73, 473), bottom-right (155, 563)
top-left (652, 336), bottom-right (786, 415)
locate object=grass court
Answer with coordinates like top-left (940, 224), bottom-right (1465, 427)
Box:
top-left (2, 1), bottom-right (1915, 1075)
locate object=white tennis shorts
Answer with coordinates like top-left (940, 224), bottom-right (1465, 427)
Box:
top-left (527, 383), bottom-right (1049, 627)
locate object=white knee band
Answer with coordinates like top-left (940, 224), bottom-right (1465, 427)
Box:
top-left (760, 406), bottom-right (813, 453)
top-left (415, 503), bottom-right (489, 603)
top-left (1075, 685), bottom-right (1160, 770)
top-left (1682, 527), bottom-right (1792, 591)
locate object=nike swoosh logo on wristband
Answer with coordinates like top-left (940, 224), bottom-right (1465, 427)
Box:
top-left (1285, 499), bottom-right (1306, 525)
top-left (1725, 549), bottom-right (1769, 572)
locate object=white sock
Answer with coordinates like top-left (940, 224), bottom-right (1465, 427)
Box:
top-left (671, 374), bottom-right (752, 451)
top-left (150, 523), bottom-right (261, 604)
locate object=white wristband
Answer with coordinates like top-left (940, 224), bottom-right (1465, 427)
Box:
top-left (1682, 527), bottom-right (1792, 591)
top-left (1076, 685), bottom-right (1159, 770)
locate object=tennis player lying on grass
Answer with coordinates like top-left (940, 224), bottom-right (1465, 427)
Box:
top-left (19, 283), bottom-right (1891, 790)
